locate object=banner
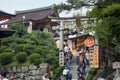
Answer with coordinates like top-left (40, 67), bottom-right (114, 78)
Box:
top-left (90, 46), bottom-right (99, 68)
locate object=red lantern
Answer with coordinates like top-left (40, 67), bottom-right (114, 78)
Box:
top-left (85, 37), bottom-right (94, 47)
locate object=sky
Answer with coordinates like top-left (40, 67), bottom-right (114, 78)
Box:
top-left (0, 0), bottom-right (67, 14)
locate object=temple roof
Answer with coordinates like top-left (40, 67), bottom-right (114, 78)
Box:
top-left (4, 6), bottom-right (58, 24)
top-left (0, 10), bottom-right (14, 20)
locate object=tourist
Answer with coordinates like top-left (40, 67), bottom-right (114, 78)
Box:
top-left (85, 50), bottom-right (90, 66)
top-left (42, 73), bottom-right (49, 80)
top-left (75, 49), bottom-right (80, 65)
top-left (67, 48), bottom-right (73, 65)
top-left (77, 65), bottom-right (82, 80)
top-left (81, 58), bottom-right (86, 76)
top-left (0, 69), bottom-right (8, 80)
top-left (62, 66), bottom-right (69, 80)
top-left (67, 72), bottom-right (72, 80)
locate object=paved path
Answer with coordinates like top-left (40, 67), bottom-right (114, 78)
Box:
top-left (69, 56), bottom-right (90, 80)
top-left (69, 56), bottom-right (78, 80)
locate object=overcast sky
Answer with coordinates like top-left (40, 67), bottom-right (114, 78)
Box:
top-left (0, 0), bottom-right (67, 14)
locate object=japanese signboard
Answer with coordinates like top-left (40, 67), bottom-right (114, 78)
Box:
top-left (90, 45), bottom-right (99, 68)
top-left (112, 62), bottom-right (120, 69)
top-left (59, 51), bottom-right (64, 66)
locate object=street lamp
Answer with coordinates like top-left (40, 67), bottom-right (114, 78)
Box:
top-left (22, 16), bottom-right (26, 27)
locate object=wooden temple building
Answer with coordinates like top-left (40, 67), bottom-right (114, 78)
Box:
top-left (0, 10), bottom-right (15, 39)
top-left (2, 6), bottom-right (58, 33)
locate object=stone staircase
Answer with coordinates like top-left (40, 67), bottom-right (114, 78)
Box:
top-left (69, 56), bottom-right (90, 80)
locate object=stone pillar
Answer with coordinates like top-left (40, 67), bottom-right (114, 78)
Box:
top-left (59, 21), bottom-right (64, 50)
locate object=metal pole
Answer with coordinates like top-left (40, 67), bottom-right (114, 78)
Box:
top-left (22, 16), bottom-right (25, 27)
top-left (23, 19), bottom-right (24, 27)
top-left (59, 21), bottom-right (64, 50)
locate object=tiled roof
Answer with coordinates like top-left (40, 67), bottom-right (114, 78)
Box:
top-left (6, 6), bottom-right (58, 24)
top-left (0, 10), bottom-right (14, 20)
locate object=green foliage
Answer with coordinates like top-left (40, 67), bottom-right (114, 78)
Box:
top-left (33, 59), bottom-right (42, 66)
top-left (29, 53), bottom-right (41, 63)
top-left (86, 68), bottom-right (98, 80)
top-left (16, 52), bottom-right (28, 63)
top-left (52, 66), bottom-right (64, 80)
top-left (0, 24), bottom-right (58, 67)
top-left (34, 47), bottom-right (42, 55)
top-left (0, 46), bottom-right (11, 53)
top-left (86, 74), bottom-right (92, 80)
top-left (87, 6), bottom-right (102, 18)
top-left (9, 23), bottom-right (27, 37)
top-left (0, 52), bottom-right (13, 65)
top-left (23, 44), bottom-right (34, 55)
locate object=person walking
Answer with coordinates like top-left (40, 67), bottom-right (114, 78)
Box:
top-left (77, 65), bottom-right (82, 80)
top-left (62, 66), bottom-right (70, 80)
top-left (67, 48), bottom-right (73, 65)
top-left (81, 58), bottom-right (86, 76)
top-left (75, 49), bottom-right (80, 65)
top-left (85, 50), bottom-right (90, 67)
top-left (67, 72), bottom-right (72, 80)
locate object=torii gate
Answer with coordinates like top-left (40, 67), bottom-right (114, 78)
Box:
top-left (49, 16), bottom-right (94, 50)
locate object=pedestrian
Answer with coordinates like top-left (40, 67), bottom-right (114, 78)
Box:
top-left (0, 69), bottom-right (8, 80)
top-left (67, 72), bottom-right (72, 80)
top-left (68, 48), bottom-right (73, 65)
top-left (79, 74), bottom-right (85, 80)
top-left (42, 73), bottom-right (49, 80)
top-left (62, 66), bottom-right (69, 80)
top-left (64, 54), bottom-right (70, 68)
top-left (85, 50), bottom-right (90, 66)
top-left (77, 65), bottom-right (82, 80)
top-left (81, 58), bottom-right (86, 76)
top-left (75, 49), bottom-right (80, 65)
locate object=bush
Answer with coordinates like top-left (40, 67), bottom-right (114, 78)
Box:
top-left (88, 68), bottom-right (97, 75)
top-left (29, 53), bottom-right (41, 63)
top-left (16, 52), bottom-right (28, 63)
top-left (0, 52), bottom-right (13, 65)
top-left (52, 66), bottom-right (64, 80)
top-left (33, 59), bottom-right (42, 66)
top-left (86, 74), bottom-right (92, 80)
top-left (34, 47), bottom-right (42, 54)
top-left (86, 68), bottom-right (98, 80)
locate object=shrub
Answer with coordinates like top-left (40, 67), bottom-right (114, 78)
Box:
top-left (16, 52), bottom-right (28, 63)
top-left (0, 46), bottom-right (8, 53)
top-left (33, 59), bottom-right (42, 66)
top-left (29, 53), bottom-right (41, 63)
top-left (86, 68), bottom-right (98, 80)
top-left (0, 52), bottom-right (13, 65)
top-left (52, 66), bottom-right (64, 80)
top-left (88, 68), bottom-right (97, 75)
top-left (86, 74), bottom-right (92, 80)
top-left (34, 47), bottom-right (42, 54)
top-left (16, 44), bottom-right (24, 52)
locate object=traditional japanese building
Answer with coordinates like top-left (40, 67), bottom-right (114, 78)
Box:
top-left (0, 10), bottom-right (15, 39)
top-left (3, 6), bottom-right (58, 33)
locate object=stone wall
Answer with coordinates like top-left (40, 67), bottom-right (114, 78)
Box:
top-left (4, 63), bottom-right (49, 80)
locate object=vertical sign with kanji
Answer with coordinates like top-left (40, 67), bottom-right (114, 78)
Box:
top-left (90, 45), bottom-right (99, 68)
top-left (59, 51), bottom-right (64, 66)
top-left (93, 45), bottom-right (99, 68)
